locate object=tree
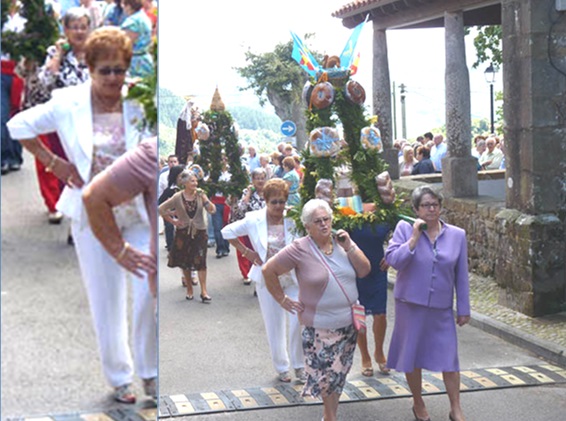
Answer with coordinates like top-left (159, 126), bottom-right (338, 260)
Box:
top-left (235, 38), bottom-right (321, 150)
top-left (1, 0), bottom-right (59, 63)
top-left (471, 25), bottom-right (502, 69)
top-left (196, 90), bottom-right (248, 199)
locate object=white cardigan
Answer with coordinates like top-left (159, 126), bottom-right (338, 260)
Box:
top-left (7, 81), bottom-right (149, 228)
top-left (221, 207), bottom-right (298, 286)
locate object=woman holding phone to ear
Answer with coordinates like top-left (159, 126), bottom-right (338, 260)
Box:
top-left (385, 185), bottom-right (470, 421)
top-left (22, 7), bottom-right (92, 226)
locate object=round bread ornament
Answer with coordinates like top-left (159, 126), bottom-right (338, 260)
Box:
top-left (345, 80), bottom-right (366, 105)
top-left (310, 82), bottom-right (335, 110)
top-left (360, 126), bottom-right (383, 152)
top-left (309, 127), bottom-right (341, 157)
top-left (195, 122), bottom-right (210, 141)
top-left (188, 164), bottom-right (204, 180)
top-left (302, 81), bottom-right (314, 107)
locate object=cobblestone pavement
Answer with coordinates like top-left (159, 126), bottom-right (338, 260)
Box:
top-left (467, 273), bottom-right (566, 348)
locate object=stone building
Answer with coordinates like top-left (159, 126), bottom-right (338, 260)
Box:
top-left (333, 0), bottom-right (565, 316)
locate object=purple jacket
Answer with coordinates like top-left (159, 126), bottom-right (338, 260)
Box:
top-left (385, 220), bottom-right (470, 316)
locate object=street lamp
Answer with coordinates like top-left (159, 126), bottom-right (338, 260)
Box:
top-left (484, 62), bottom-right (497, 134)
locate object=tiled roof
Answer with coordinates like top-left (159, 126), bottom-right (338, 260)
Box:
top-left (332, 0), bottom-right (391, 18)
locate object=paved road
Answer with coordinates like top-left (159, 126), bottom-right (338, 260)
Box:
top-left (1, 153), bottom-right (154, 419)
top-left (158, 231), bottom-right (566, 421)
top-left (3, 155), bottom-right (566, 421)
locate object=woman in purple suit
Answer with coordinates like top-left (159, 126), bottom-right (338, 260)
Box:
top-left (385, 185), bottom-right (470, 421)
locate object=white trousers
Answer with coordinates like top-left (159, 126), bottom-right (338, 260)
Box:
top-left (71, 221), bottom-right (157, 387)
top-left (256, 282), bottom-right (304, 374)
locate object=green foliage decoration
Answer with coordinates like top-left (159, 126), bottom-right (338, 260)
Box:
top-left (126, 39), bottom-right (157, 134)
top-left (1, 0), bottom-right (59, 63)
top-left (290, 75), bottom-right (408, 234)
top-left (196, 110), bottom-right (248, 199)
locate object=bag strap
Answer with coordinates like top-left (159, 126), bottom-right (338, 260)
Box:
top-left (309, 237), bottom-right (352, 304)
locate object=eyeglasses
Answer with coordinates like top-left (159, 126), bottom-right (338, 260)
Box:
top-left (96, 67), bottom-right (127, 76)
top-left (419, 202), bottom-right (440, 209)
top-left (269, 199), bottom-right (286, 205)
top-left (67, 25), bottom-right (89, 32)
top-left (312, 216), bottom-right (331, 226)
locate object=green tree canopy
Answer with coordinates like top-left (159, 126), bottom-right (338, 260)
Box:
top-left (235, 36), bottom-right (322, 149)
top-left (472, 25), bottom-right (502, 69)
top-left (1, 0), bottom-right (59, 63)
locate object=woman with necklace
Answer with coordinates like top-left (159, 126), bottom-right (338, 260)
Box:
top-left (8, 27), bottom-right (158, 405)
top-left (262, 199), bottom-right (371, 421)
top-left (159, 169), bottom-right (216, 302)
top-left (385, 185), bottom-right (470, 421)
top-left (222, 179), bottom-right (306, 384)
top-left (230, 168), bottom-right (267, 285)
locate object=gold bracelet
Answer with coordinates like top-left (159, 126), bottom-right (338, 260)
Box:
top-left (280, 295), bottom-right (288, 305)
top-left (242, 248), bottom-right (248, 257)
top-left (45, 154), bottom-right (58, 173)
top-left (116, 242), bottom-right (130, 261)
top-left (346, 244), bottom-right (357, 254)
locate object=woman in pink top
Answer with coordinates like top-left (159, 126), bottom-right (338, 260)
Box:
top-left (263, 199), bottom-right (370, 421)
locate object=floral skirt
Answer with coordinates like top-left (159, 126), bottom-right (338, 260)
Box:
top-left (301, 324), bottom-right (358, 399)
top-left (167, 228), bottom-right (207, 271)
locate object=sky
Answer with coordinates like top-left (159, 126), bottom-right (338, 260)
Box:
top-left (158, 0), bottom-right (503, 140)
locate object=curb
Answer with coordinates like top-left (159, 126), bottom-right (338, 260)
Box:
top-left (468, 310), bottom-right (566, 368)
top-left (386, 278), bottom-right (566, 368)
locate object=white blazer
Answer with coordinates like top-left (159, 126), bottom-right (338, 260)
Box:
top-left (7, 81), bottom-right (149, 228)
top-left (221, 207), bottom-right (298, 285)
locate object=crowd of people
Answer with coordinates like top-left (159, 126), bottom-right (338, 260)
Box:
top-left (394, 131), bottom-right (506, 175)
top-left (163, 135), bottom-right (471, 421)
top-left (2, 4), bottom-right (475, 418)
top-left (3, 0), bottom-right (157, 405)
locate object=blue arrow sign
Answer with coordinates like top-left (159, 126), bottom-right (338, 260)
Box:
top-left (280, 120), bottom-right (297, 137)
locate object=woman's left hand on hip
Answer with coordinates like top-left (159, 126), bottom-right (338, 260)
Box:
top-left (118, 245), bottom-right (157, 280)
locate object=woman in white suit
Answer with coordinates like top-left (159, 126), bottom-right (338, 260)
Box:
top-left (221, 179), bottom-right (305, 383)
top-left (7, 27), bottom-right (156, 404)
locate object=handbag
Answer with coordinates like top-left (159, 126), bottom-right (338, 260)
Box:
top-left (309, 238), bottom-right (367, 333)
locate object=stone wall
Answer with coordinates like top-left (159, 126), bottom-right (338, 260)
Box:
top-left (394, 178), bottom-right (566, 317)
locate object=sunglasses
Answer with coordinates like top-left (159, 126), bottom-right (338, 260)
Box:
top-left (97, 67), bottom-right (127, 76)
top-left (269, 199), bottom-right (286, 205)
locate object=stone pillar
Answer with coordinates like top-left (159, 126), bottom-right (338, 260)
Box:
top-left (498, 0), bottom-right (565, 316)
top-left (372, 23), bottom-right (399, 179)
top-left (442, 10), bottom-right (478, 198)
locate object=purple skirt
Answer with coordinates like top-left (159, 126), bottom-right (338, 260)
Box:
top-left (387, 300), bottom-right (459, 373)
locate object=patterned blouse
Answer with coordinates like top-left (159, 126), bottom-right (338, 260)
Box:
top-left (25, 46), bottom-right (89, 108)
top-left (231, 188), bottom-right (265, 221)
top-left (92, 112), bottom-right (141, 229)
top-left (121, 10), bottom-right (153, 78)
top-left (266, 224), bottom-right (294, 288)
